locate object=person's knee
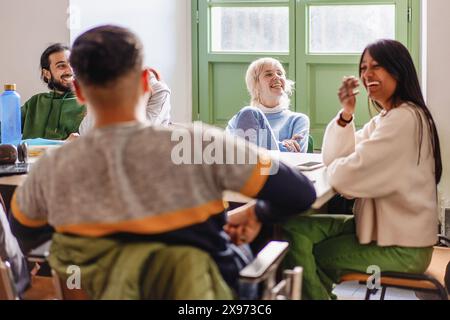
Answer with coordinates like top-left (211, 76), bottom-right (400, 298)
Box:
top-left (282, 214), bottom-right (320, 234)
top-left (281, 219), bottom-right (317, 251)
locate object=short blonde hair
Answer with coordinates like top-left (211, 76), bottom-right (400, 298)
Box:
top-left (245, 57), bottom-right (295, 107)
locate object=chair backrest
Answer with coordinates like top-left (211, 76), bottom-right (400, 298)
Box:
top-left (426, 246), bottom-right (450, 293)
top-left (0, 259), bottom-right (19, 300)
top-left (307, 135), bottom-right (314, 153)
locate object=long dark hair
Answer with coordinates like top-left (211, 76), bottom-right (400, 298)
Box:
top-left (359, 39), bottom-right (442, 184)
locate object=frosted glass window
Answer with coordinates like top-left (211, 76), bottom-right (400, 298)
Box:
top-left (211, 7), bottom-right (289, 53)
top-left (309, 5), bottom-right (395, 54)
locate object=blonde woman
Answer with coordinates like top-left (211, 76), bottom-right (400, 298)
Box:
top-left (227, 58), bottom-right (310, 153)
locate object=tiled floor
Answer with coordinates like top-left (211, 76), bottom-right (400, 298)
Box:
top-left (333, 281), bottom-right (420, 300)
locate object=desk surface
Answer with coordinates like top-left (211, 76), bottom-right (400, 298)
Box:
top-left (0, 145), bottom-right (58, 187)
top-left (223, 152), bottom-right (335, 210)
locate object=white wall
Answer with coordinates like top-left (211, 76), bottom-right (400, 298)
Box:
top-left (425, 0), bottom-right (450, 202)
top-left (0, 0), bottom-right (70, 102)
top-left (69, 0), bottom-right (192, 123)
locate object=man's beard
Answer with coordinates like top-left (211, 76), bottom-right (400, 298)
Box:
top-left (48, 74), bottom-right (73, 93)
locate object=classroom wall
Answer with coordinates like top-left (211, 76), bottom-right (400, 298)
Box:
top-left (426, 0), bottom-right (450, 203)
top-left (0, 0), bottom-right (70, 102)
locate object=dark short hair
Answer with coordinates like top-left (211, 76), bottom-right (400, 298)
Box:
top-left (359, 39), bottom-right (442, 184)
top-left (70, 25), bottom-right (144, 86)
top-left (40, 43), bottom-right (70, 83)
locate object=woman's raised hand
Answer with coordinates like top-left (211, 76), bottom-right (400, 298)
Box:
top-left (338, 76), bottom-right (360, 118)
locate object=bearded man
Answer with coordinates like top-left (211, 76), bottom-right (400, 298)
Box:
top-left (21, 43), bottom-right (86, 140)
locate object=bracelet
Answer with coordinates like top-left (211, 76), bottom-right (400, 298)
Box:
top-left (337, 112), bottom-right (353, 128)
top-left (339, 112), bottom-right (353, 124)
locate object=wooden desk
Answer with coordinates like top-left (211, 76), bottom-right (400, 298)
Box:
top-left (0, 145), bottom-right (59, 187)
top-left (0, 146), bottom-right (60, 212)
top-left (223, 152), bottom-right (335, 210)
top-left (0, 174), bottom-right (27, 187)
top-left (0, 151), bottom-right (44, 186)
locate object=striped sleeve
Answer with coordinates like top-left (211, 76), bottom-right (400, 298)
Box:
top-left (210, 129), bottom-right (271, 197)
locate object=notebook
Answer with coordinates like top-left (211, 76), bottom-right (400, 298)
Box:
top-left (0, 163), bottom-right (30, 177)
top-left (21, 138), bottom-right (64, 146)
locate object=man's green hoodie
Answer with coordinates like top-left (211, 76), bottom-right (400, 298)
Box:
top-left (21, 91), bottom-right (86, 140)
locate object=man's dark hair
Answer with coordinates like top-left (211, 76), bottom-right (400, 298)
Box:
top-left (40, 43), bottom-right (70, 84)
top-left (70, 25), bottom-right (144, 86)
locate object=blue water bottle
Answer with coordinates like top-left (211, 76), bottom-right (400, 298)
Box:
top-left (0, 84), bottom-right (22, 144)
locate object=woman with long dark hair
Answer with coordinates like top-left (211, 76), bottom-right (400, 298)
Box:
top-left (282, 39), bottom-right (442, 300)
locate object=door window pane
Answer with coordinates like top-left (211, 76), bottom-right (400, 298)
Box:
top-left (211, 7), bottom-right (289, 52)
top-left (309, 5), bottom-right (395, 53)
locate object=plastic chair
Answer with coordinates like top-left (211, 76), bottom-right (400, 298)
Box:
top-left (0, 258), bottom-right (57, 300)
top-left (0, 259), bottom-right (18, 300)
top-left (307, 135), bottom-right (314, 153)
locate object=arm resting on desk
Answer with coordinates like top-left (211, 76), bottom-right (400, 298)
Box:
top-left (254, 162), bottom-right (316, 224)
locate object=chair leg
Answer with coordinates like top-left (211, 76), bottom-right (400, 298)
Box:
top-left (380, 287), bottom-right (387, 300)
top-left (365, 288), bottom-right (378, 300)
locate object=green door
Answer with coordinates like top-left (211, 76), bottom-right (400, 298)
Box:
top-left (193, 0), bottom-right (420, 148)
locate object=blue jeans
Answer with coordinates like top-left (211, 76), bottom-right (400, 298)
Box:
top-left (230, 243), bottom-right (259, 300)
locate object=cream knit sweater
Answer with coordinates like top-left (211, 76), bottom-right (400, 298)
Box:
top-left (322, 103), bottom-right (438, 247)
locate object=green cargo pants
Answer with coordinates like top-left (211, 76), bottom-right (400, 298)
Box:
top-left (281, 215), bottom-right (433, 300)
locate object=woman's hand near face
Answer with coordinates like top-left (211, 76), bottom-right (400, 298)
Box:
top-left (338, 76), bottom-right (360, 119)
